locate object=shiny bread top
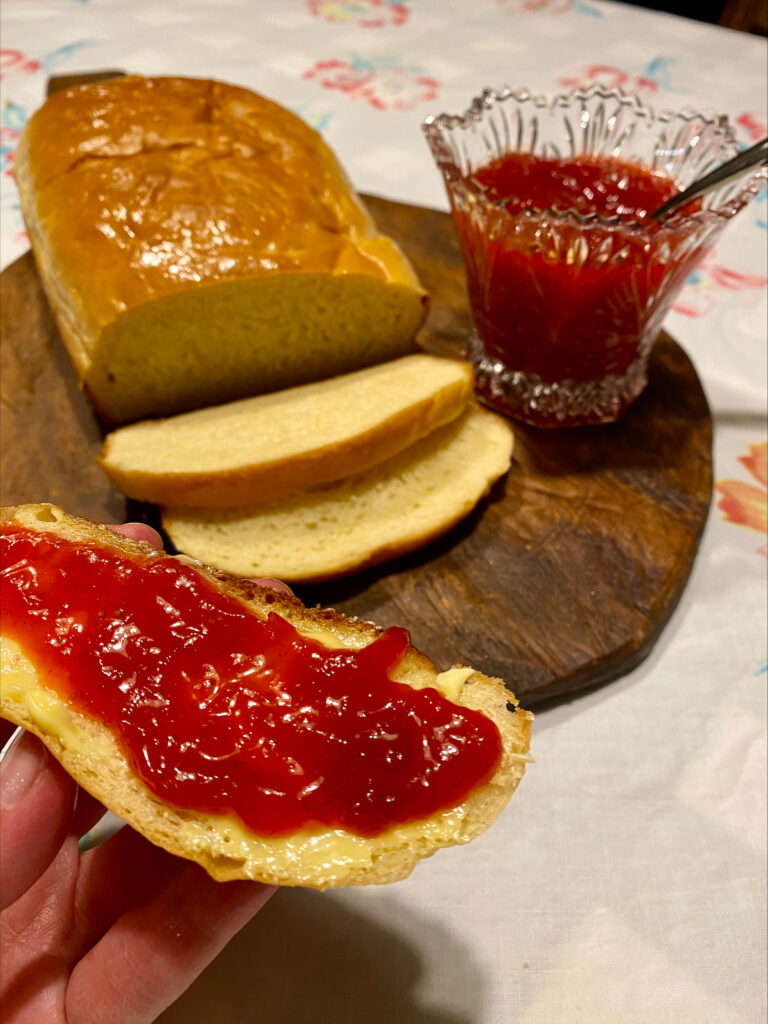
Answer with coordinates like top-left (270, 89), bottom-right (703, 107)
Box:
top-left (16, 75), bottom-right (408, 322)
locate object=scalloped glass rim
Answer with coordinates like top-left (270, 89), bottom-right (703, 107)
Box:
top-left (422, 84), bottom-right (768, 232)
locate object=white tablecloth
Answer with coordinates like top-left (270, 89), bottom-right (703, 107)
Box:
top-left (1, 1), bottom-right (765, 1021)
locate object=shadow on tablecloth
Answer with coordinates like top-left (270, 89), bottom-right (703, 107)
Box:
top-left (157, 886), bottom-right (486, 1024)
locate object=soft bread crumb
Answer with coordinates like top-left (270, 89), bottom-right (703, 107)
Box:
top-left (162, 404), bottom-right (514, 582)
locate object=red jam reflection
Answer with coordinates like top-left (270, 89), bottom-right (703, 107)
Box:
top-left (455, 153), bottom-right (701, 425)
top-left (0, 525), bottom-right (502, 838)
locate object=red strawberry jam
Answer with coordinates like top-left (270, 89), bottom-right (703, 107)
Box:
top-left (0, 524), bottom-right (503, 838)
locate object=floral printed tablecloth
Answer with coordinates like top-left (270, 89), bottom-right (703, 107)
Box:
top-left (1, 2), bottom-right (765, 1022)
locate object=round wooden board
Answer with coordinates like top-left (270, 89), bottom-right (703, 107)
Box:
top-left (0, 195), bottom-right (712, 704)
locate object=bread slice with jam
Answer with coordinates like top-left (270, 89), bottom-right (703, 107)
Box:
top-left (0, 504), bottom-right (532, 889)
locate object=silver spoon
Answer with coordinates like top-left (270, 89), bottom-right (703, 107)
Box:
top-left (650, 136), bottom-right (768, 220)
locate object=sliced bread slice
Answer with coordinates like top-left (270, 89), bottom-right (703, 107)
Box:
top-left (99, 354), bottom-right (474, 507)
top-left (162, 404), bottom-right (514, 583)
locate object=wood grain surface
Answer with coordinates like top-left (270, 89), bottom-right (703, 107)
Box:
top-left (0, 72), bottom-right (712, 702)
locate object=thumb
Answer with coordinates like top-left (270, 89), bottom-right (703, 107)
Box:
top-left (0, 727), bottom-right (76, 910)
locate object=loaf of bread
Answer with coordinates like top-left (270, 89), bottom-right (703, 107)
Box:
top-left (14, 75), bottom-right (429, 425)
top-left (162, 404), bottom-right (514, 582)
top-left (0, 504), bottom-right (532, 889)
top-left (98, 355), bottom-right (474, 507)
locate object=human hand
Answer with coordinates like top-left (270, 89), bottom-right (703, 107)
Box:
top-left (0, 523), bottom-right (284, 1024)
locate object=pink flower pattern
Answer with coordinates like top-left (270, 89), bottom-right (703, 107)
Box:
top-left (498, 0), bottom-right (571, 12)
top-left (716, 442), bottom-right (768, 558)
top-left (736, 113), bottom-right (767, 142)
top-left (672, 252), bottom-right (767, 318)
top-left (559, 63), bottom-right (659, 94)
top-left (307, 0), bottom-right (409, 27)
top-left (0, 49), bottom-right (42, 79)
top-left (303, 57), bottom-right (438, 110)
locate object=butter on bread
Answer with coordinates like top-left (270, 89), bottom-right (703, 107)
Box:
top-left (162, 404), bottom-right (514, 583)
top-left (98, 355), bottom-right (474, 507)
top-left (0, 504), bottom-right (532, 889)
top-left (14, 75), bottom-right (429, 425)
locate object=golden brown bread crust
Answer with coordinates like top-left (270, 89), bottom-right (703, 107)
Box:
top-left (18, 76), bottom-right (380, 307)
top-left (0, 504), bottom-right (532, 889)
top-left (14, 76), bottom-right (429, 424)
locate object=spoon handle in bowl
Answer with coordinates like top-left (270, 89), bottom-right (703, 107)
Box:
top-left (650, 136), bottom-right (768, 220)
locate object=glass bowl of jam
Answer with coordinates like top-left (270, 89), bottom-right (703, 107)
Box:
top-left (423, 85), bottom-right (767, 427)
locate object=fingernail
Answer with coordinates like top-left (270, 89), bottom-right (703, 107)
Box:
top-left (0, 728), bottom-right (47, 807)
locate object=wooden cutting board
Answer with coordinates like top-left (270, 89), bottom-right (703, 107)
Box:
top-left (0, 79), bottom-right (712, 704)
